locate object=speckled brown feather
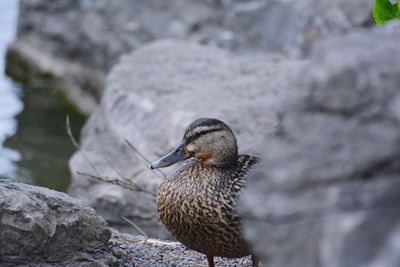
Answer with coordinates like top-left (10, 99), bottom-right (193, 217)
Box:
top-left (156, 154), bottom-right (258, 258)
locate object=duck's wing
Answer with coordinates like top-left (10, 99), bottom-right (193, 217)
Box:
top-left (237, 154), bottom-right (259, 178)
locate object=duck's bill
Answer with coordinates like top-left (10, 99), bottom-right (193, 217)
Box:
top-left (150, 143), bottom-right (188, 169)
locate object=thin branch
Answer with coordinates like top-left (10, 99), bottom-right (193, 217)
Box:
top-left (76, 171), bottom-right (156, 197)
top-left (103, 153), bottom-right (130, 181)
top-left (102, 154), bottom-right (156, 196)
top-left (66, 115), bottom-right (156, 197)
top-left (124, 139), bottom-right (166, 178)
top-left (66, 115), bottom-right (101, 177)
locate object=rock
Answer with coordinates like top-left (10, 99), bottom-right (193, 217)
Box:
top-left (6, 0), bottom-right (374, 112)
top-left (106, 229), bottom-right (254, 267)
top-left (229, 0), bottom-right (375, 57)
top-left (0, 179), bottom-right (254, 266)
top-left (239, 22), bottom-right (400, 267)
top-left (14, 0), bottom-right (375, 64)
top-left (5, 41), bottom-right (103, 114)
top-left (68, 40), bottom-right (306, 238)
top-left (0, 179), bottom-right (111, 264)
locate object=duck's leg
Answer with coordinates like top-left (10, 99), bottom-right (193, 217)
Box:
top-left (251, 254), bottom-right (259, 267)
top-left (207, 255), bottom-right (215, 267)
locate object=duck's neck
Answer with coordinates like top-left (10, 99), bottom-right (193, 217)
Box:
top-left (200, 153), bottom-right (238, 169)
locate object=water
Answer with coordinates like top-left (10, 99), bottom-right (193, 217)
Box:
top-left (0, 0), bottom-right (23, 179)
top-left (0, 0), bottom-right (85, 192)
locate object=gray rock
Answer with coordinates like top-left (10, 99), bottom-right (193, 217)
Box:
top-left (5, 41), bottom-right (103, 114)
top-left (0, 179), bottom-right (111, 264)
top-left (7, 0), bottom-right (374, 112)
top-left (68, 40), bottom-right (306, 238)
top-left (14, 0), bottom-right (374, 65)
top-left (240, 22), bottom-right (400, 267)
top-left (0, 179), bottom-right (254, 266)
top-left (106, 229), bottom-right (254, 267)
top-left (229, 0), bottom-right (375, 57)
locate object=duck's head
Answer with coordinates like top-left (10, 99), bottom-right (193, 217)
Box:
top-left (151, 118), bottom-right (238, 169)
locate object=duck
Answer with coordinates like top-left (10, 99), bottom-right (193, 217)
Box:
top-left (151, 118), bottom-right (259, 267)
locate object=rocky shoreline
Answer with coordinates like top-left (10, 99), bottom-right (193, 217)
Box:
top-left (3, 0), bottom-right (400, 266)
top-left (0, 179), bottom-right (252, 266)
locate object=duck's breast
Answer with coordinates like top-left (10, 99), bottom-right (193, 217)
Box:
top-left (156, 166), bottom-right (249, 257)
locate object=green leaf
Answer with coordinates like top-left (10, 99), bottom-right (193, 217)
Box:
top-left (373, 0), bottom-right (400, 25)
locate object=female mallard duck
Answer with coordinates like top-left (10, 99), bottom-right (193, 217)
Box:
top-left (151, 118), bottom-right (259, 267)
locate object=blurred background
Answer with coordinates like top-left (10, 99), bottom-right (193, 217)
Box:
top-left (2, 0), bottom-right (400, 266)
top-left (0, 0), bottom-right (84, 192)
top-left (0, 0), bottom-right (376, 193)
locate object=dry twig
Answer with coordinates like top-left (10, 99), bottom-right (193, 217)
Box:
top-left (124, 139), bottom-right (166, 178)
top-left (66, 115), bottom-right (156, 197)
